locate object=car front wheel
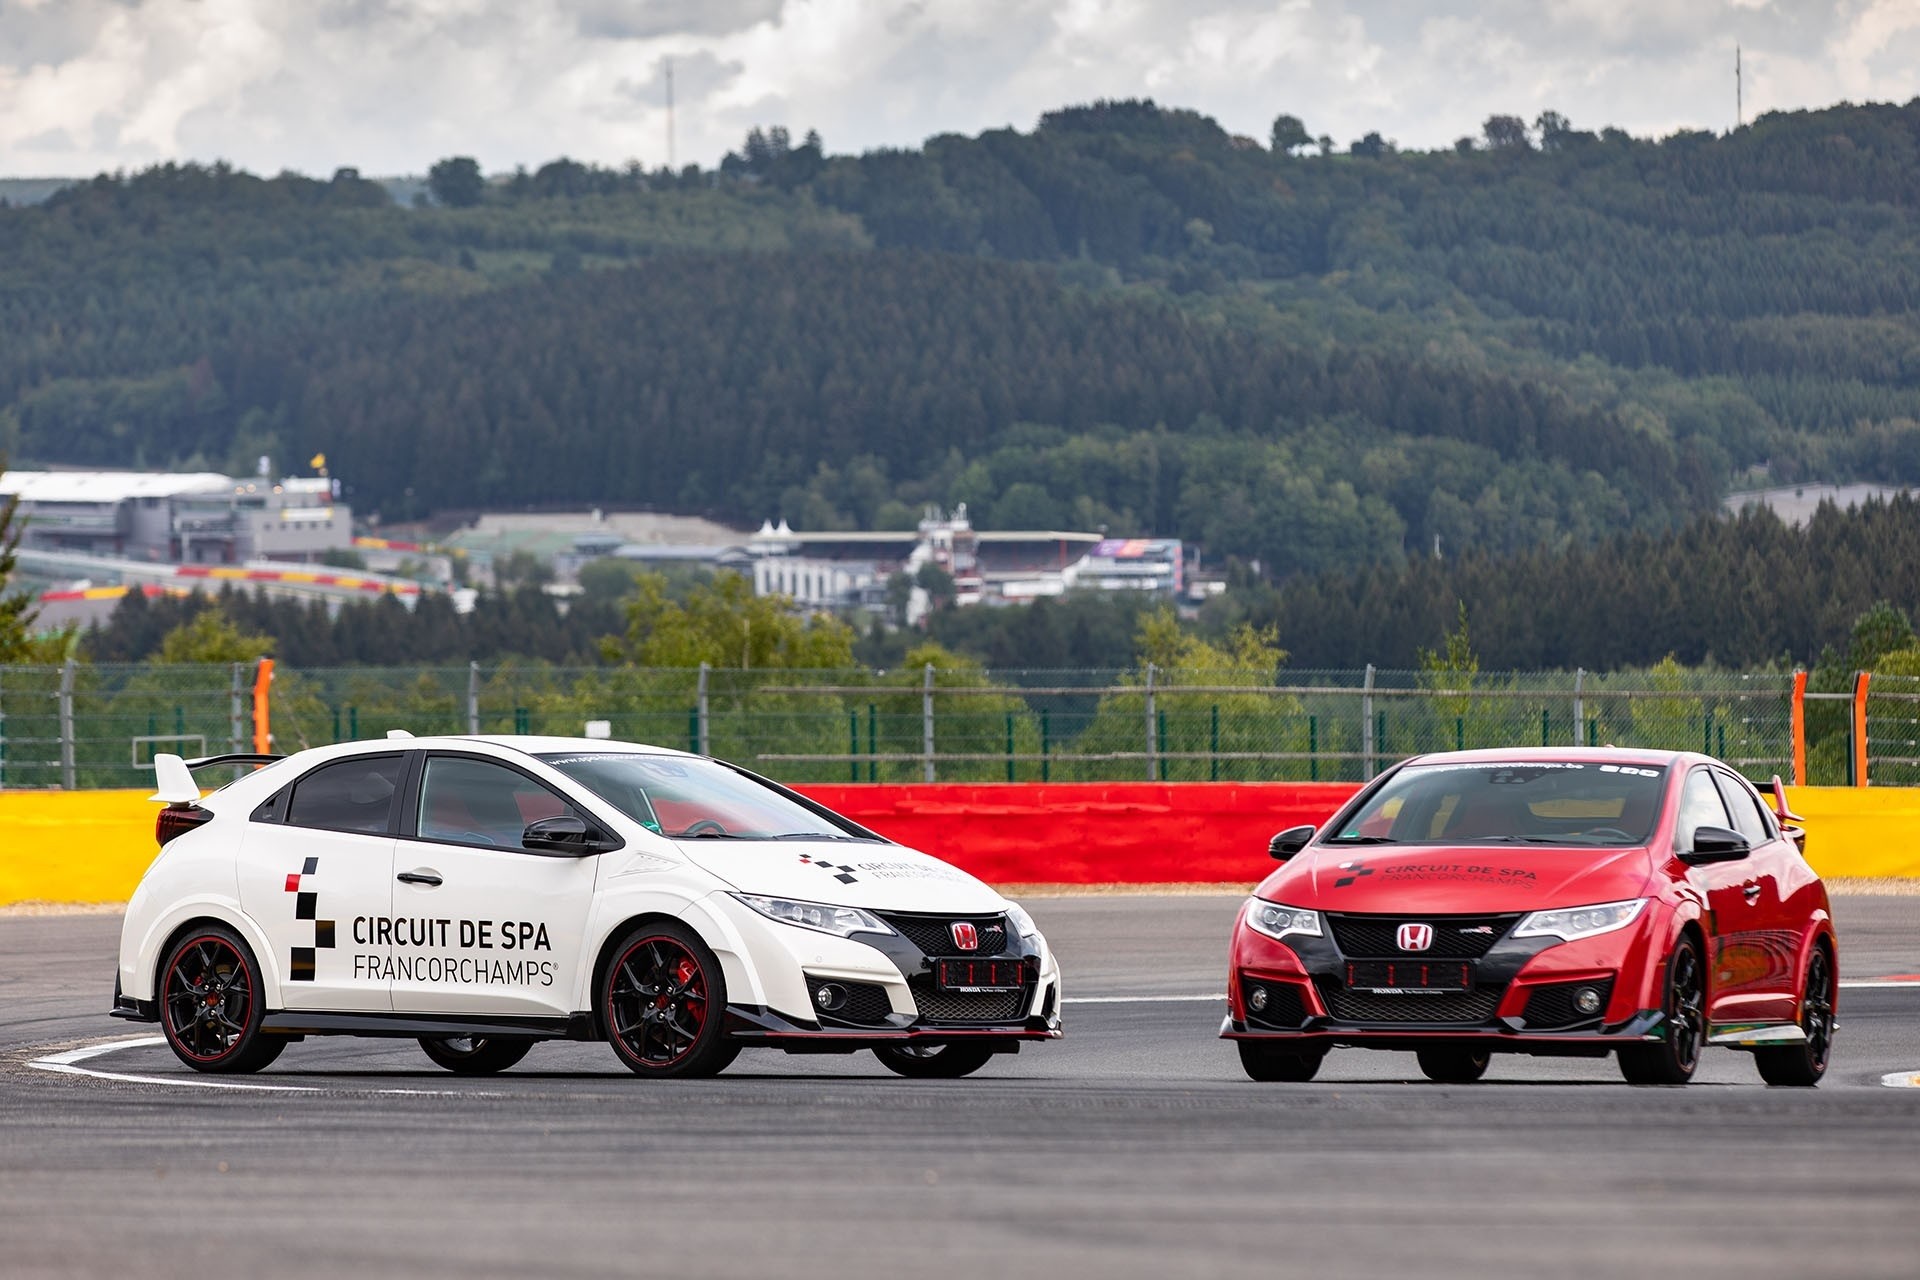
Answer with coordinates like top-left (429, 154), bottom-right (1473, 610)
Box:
top-left (1755, 945), bottom-right (1835, 1087)
top-left (417, 1035), bottom-right (533, 1075)
top-left (601, 923), bottom-right (739, 1078)
top-left (1618, 935), bottom-right (1705, 1085)
top-left (1238, 1041), bottom-right (1325, 1082)
top-left (872, 1043), bottom-right (997, 1078)
top-left (159, 926), bottom-right (286, 1074)
top-left (1416, 1046), bottom-right (1491, 1083)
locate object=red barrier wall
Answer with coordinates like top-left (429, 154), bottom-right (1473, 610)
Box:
top-left (794, 782), bottom-right (1364, 885)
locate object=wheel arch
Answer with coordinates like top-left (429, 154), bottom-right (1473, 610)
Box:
top-left (586, 911), bottom-right (718, 1041)
top-left (131, 900), bottom-right (280, 1006)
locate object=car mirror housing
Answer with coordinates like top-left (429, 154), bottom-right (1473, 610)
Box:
top-left (523, 815), bottom-right (609, 855)
top-left (1268, 825), bottom-right (1316, 861)
top-left (1680, 824), bottom-right (1750, 865)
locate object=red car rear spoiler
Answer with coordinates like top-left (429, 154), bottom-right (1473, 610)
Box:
top-left (1770, 775), bottom-right (1807, 853)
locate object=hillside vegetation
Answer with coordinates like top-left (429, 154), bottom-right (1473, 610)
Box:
top-left (6, 100), bottom-right (1920, 583)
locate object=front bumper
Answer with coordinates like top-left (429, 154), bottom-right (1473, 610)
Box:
top-left (1220, 1008), bottom-right (1665, 1056)
top-left (724, 1002), bottom-right (1062, 1053)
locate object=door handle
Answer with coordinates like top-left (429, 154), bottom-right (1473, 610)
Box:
top-left (1742, 884), bottom-right (1762, 902)
top-left (397, 870), bottom-right (443, 887)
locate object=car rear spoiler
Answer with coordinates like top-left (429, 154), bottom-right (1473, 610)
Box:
top-left (150, 752), bottom-right (286, 805)
top-left (1769, 775), bottom-right (1807, 854)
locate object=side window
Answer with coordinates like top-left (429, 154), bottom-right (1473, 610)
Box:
top-left (285, 755), bottom-right (405, 835)
top-left (1675, 768), bottom-right (1731, 852)
top-left (418, 756), bottom-right (572, 850)
top-left (1713, 772), bottom-right (1772, 845)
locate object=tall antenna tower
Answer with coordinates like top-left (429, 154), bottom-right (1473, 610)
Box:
top-left (1736, 45), bottom-right (1743, 128)
top-left (666, 57), bottom-right (676, 171)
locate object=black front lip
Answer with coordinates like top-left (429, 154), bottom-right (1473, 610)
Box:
top-left (724, 1003), bottom-right (1062, 1049)
top-left (1221, 1009), bottom-right (1666, 1048)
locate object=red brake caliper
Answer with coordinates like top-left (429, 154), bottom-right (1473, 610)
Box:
top-left (676, 958), bottom-right (704, 1030)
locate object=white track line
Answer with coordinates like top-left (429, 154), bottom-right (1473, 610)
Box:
top-left (1881, 1071), bottom-right (1920, 1088)
top-left (26, 1036), bottom-right (495, 1096)
top-left (1840, 980), bottom-right (1920, 989)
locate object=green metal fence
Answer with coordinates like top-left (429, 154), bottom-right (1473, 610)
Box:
top-left (0, 661), bottom-right (1832, 790)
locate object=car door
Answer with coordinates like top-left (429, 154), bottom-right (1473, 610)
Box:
top-left (388, 752), bottom-right (602, 1019)
top-left (238, 752), bottom-right (402, 1012)
top-left (1712, 769), bottom-right (1801, 1020)
top-left (1674, 766), bottom-right (1768, 1023)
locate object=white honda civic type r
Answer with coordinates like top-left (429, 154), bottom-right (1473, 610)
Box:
top-left (112, 734), bottom-right (1063, 1078)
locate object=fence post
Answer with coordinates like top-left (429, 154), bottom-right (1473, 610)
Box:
top-left (253, 658), bottom-right (275, 753)
top-left (1790, 670), bottom-right (1807, 786)
top-left (1572, 668), bottom-right (1585, 746)
top-left (0, 667), bottom-right (7, 789)
top-left (1852, 671), bottom-right (1871, 788)
top-left (1040, 708), bottom-right (1051, 783)
top-left (1361, 663), bottom-right (1376, 780)
top-left (697, 662), bottom-right (712, 757)
top-left (229, 662), bottom-right (245, 758)
top-left (1209, 704), bottom-right (1219, 782)
top-left (852, 712), bottom-right (861, 783)
top-left (1144, 662), bottom-right (1158, 782)
top-left (59, 658), bottom-right (77, 791)
top-left (922, 663), bottom-right (935, 783)
top-left (467, 661), bottom-right (481, 735)
top-left (1005, 712), bottom-right (1016, 783)
top-left (867, 703), bottom-right (877, 783)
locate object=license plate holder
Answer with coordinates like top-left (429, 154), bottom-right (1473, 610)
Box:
top-left (1346, 961), bottom-right (1472, 993)
top-left (934, 959), bottom-right (1024, 992)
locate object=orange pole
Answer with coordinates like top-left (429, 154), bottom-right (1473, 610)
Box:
top-left (252, 658), bottom-right (275, 754)
top-left (1852, 670), bottom-right (1871, 788)
top-left (1790, 670), bottom-right (1807, 786)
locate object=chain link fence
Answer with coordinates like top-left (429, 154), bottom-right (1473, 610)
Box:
top-left (0, 661), bottom-right (1834, 790)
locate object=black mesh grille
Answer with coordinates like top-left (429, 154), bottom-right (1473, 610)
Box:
top-left (1241, 979), bottom-right (1310, 1029)
top-left (1521, 979), bottom-right (1614, 1030)
top-left (908, 976), bottom-right (1027, 1023)
top-left (1326, 913), bottom-right (1519, 959)
top-left (805, 976), bottom-right (895, 1026)
top-left (877, 912), bottom-right (1010, 956)
top-left (1314, 978), bottom-right (1506, 1025)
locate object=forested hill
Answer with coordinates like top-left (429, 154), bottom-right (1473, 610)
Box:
top-left (6, 98), bottom-right (1920, 579)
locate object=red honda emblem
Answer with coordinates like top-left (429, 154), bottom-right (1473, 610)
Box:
top-left (1396, 922), bottom-right (1434, 952)
top-left (950, 922), bottom-right (979, 951)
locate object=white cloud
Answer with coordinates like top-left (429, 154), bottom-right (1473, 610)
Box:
top-left (0, 0), bottom-right (1915, 178)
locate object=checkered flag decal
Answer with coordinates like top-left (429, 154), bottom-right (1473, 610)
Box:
top-left (1334, 861), bottom-right (1376, 889)
top-left (798, 854), bottom-right (860, 884)
top-left (284, 856), bottom-right (336, 981)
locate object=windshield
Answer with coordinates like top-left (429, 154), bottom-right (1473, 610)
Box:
top-left (1327, 762), bottom-right (1669, 848)
top-left (537, 752), bottom-right (868, 841)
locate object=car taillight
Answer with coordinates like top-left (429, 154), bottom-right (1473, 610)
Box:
top-left (156, 804), bottom-right (213, 847)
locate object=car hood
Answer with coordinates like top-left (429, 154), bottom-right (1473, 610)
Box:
top-left (673, 838), bottom-right (1009, 914)
top-left (1256, 844), bottom-right (1655, 914)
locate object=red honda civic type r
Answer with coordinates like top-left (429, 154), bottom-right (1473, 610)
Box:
top-left (1223, 748), bottom-right (1837, 1086)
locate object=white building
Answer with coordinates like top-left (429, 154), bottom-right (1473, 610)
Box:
top-left (0, 470), bottom-right (352, 564)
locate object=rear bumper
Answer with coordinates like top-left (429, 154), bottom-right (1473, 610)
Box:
top-left (1220, 1009), bottom-right (1665, 1056)
top-left (724, 1003), bottom-right (1062, 1053)
top-left (109, 974), bottom-right (159, 1024)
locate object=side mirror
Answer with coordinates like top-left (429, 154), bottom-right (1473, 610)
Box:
top-left (1268, 825), bottom-right (1316, 862)
top-left (1680, 824), bottom-right (1750, 865)
top-left (523, 815), bottom-right (608, 855)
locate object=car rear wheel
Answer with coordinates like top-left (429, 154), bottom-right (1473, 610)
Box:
top-left (1416, 1047), bottom-right (1491, 1083)
top-left (601, 923), bottom-right (738, 1078)
top-left (1755, 945), bottom-right (1835, 1087)
top-left (872, 1043), bottom-right (997, 1078)
top-left (159, 926), bottom-right (286, 1074)
top-left (1618, 935), bottom-right (1705, 1085)
top-left (1237, 1041), bottom-right (1325, 1082)
top-left (416, 1035), bottom-right (533, 1075)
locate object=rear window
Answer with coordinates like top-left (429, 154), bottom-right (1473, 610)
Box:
top-left (1329, 762), bottom-right (1669, 848)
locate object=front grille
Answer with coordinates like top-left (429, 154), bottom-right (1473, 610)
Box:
top-left (1326, 913), bottom-right (1520, 960)
top-left (1241, 978), bottom-right (1310, 1029)
top-left (1521, 979), bottom-right (1614, 1030)
top-left (1314, 977), bottom-right (1506, 1025)
top-left (908, 976), bottom-right (1027, 1023)
top-left (805, 976), bottom-right (894, 1026)
top-left (876, 912), bottom-right (1009, 957)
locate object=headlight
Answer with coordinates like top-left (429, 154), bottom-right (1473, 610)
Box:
top-left (1513, 898), bottom-right (1648, 942)
top-left (730, 894), bottom-right (893, 938)
top-left (1005, 902), bottom-right (1042, 945)
top-left (1244, 899), bottom-right (1323, 942)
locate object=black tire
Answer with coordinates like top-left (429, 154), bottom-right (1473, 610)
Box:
top-left (416, 1035), bottom-right (534, 1075)
top-left (872, 1043), bottom-right (997, 1079)
top-left (1416, 1046), bottom-right (1491, 1083)
top-left (1238, 1041), bottom-right (1325, 1082)
top-left (1619, 934), bottom-right (1706, 1085)
top-left (158, 926), bottom-right (285, 1074)
top-left (1755, 945), bottom-right (1835, 1087)
top-left (600, 922), bottom-right (737, 1078)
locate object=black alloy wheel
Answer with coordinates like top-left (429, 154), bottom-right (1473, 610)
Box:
top-left (872, 1043), bottom-right (997, 1079)
top-left (1416, 1046), bottom-right (1492, 1083)
top-left (601, 924), bottom-right (738, 1078)
top-left (159, 926), bottom-right (285, 1074)
top-left (1237, 1041), bottom-right (1326, 1082)
top-left (416, 1035), bottom-right (534, 1075)
top-left (1755, 945), bottom-right (1835, 1087)
top-left (1618, 935), bottom-right (1706, 1085)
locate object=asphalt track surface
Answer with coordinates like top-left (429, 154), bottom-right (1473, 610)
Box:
top-left (5, 895), bottom-right (1920, 1279)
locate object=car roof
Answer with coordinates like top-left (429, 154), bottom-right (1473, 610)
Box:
top-left (1395, 746), bottom-right (1700, 769)
top-left (286, 734), bottom-right (700, 762)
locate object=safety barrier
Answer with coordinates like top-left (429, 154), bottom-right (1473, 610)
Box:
top-left (3, 782), bottom-right (1916, 906)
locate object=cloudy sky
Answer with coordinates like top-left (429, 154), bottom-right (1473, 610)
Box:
top-left (2, 0), bottom-right (1917, 178)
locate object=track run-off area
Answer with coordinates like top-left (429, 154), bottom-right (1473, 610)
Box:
top-left (6, 894), bottom-right (1920, 1279)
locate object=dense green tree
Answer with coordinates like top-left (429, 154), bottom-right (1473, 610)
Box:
top-left (427, 156), bottom-right (485, 207)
